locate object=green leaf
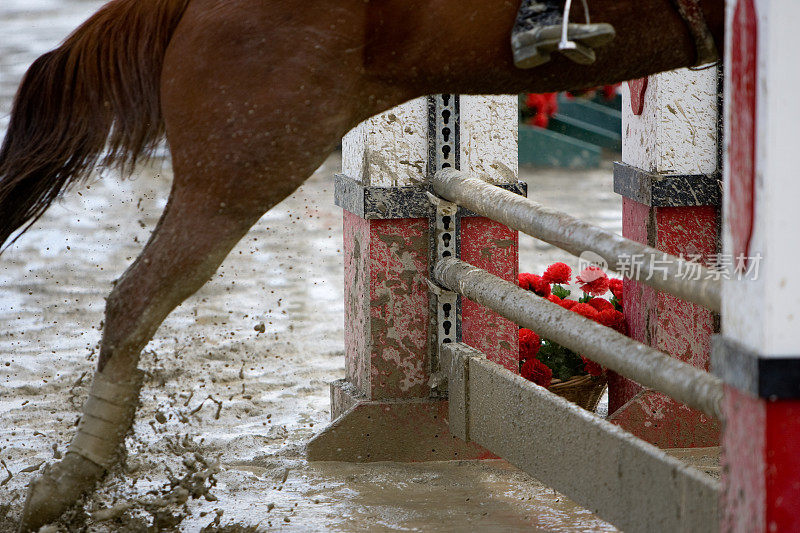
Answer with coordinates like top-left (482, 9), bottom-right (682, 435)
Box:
top-left (551, 284), bottom-right (571, 299)
top-left (537, 340), bottom-right (587, 381)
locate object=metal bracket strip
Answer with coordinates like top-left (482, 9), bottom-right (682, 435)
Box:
top-left (428, 94), bottom-right (461, 387)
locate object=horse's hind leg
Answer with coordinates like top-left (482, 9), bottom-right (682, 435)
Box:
top-left (18, 3), bottom-right (379, 526)
top-left (20, 135), bottom-right (330, 531)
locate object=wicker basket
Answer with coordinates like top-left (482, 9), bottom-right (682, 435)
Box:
top-left (548, 374), bottom-right (607, 412)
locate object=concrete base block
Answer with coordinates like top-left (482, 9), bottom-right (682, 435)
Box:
top-left (306, 379), bottom-right (493, 462)
top-left (608, 389), bottom-right (720, 449)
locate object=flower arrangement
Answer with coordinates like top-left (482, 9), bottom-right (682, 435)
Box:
top-left (521, 93), bottom-right (558, 128)
top-left (517, 262), bottom-right (626, 390)
top-left (520, 84), bottom-right (621, 129)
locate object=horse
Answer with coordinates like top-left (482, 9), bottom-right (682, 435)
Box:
top-left (0, 0), bottom-right (724, 529)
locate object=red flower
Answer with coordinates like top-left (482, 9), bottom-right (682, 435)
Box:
top-left (602, 83), bottom-right (621, 101)
top-left (571, 303), bottom-right (600, 321)
top-left (518, 273), bottom-right (533, 290)
top-left (597, 309), bottom-right (626, 334)
top-left (542, 262), bottom-right (572, 284)
top-left (587, 297), bottom-right (614, 312)
top-left (581, 356), bottom-right (604, 377)
top-left (528, 274), bottom-right (551, 297)
top-left (525, 93), bottom-right (558, 128)
top-left (519, 328), bottom-right (541, 361)
top-left (576, 266), bottom-right (609, 296)
top-left (546, 294), bottom-right (562, 305)
top-left (521, 358), bottom-right (553, 387)
top-left (559, 299), bottom-right (577, 310)
top-left (609, 278), bottom-right (623, 300)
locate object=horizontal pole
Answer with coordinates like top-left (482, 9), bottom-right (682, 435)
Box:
top-left (441, 342), bottom-right (720, 533)
top-left (433, 258), bottom-right (723, 419)
top-left (432, 168), bottom-right (722, 312)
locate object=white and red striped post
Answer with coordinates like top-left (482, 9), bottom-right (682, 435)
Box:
top-left (611, 67), bottom-right (722, 447)
top-left (713, 1), bottom-right (800, 530)
top-left (307, 96), bottom-right (520, 461)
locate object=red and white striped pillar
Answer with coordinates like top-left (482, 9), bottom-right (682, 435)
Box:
top-left (307, 96), bottom-right (520, 461)
top-left (610, 67), bottom-right (722, 448)
top-left (714, 1), bottom-right (800, 530)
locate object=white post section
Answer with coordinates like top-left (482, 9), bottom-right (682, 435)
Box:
top-left (342, 99), bottom-right (429, 188)
top-left (459, 96), bottom-right (519, 183)
top-left (721, 3), bottom-right (800, 354)
top-left (342, 96), bottom-right (518, 187)
top-left (622, 69), bottom-right (719, 174)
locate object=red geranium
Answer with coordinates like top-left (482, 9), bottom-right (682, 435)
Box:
top-left (609, 278), bottom-right (623, 300)
top-left (571, 303), bottom-right (600, 321)
top-left (524, 93), bottom-right (558, 128)
top-left (546, 294), bottom-right (562, 305)
top-left (542, 262), bottom-right (571, 284)
top-left (528, 274), bottom-right (550, 298)
top-left (519, 328), bottom-right (541, 361)
top-left (521, 358), bottom-right (553, 387)
top-left (597, 309), bottom-right (626, 334)
top-left (581, 356), bottom-right (604, 377)
top-left (601, 83), bottom-right (621, 101)
top-left (518, 273), bottom-right (533, 290)
top-left (576, 266), bottom-right (610, 296)
top-left (587, 297), bottom-right (614, 312)
top-left (559, 299), bottom-right (577, 310)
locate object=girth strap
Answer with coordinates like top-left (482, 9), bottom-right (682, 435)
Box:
top-left (672, 0), bottom-right (719, 65)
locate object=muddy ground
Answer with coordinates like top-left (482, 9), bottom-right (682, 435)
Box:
top-left (1, 1), bottom-right (622, 531)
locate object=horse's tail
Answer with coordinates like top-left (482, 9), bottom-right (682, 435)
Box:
top-left (0, 0), bottom-right (191, 249)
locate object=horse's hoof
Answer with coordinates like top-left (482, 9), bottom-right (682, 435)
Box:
top-left (18, 453), bottom-right (104, 532)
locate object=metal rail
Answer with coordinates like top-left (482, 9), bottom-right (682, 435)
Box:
top-left (433, 257), bottom-right (724, 419)
top-left (432, 168), bottom-right (722, 312)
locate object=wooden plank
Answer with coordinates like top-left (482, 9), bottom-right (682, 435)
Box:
top-left (442, 343), bottom-right (720, 533)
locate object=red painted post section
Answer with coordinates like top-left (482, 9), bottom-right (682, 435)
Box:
top-left (721, 387), bottom-right (800, 532)
top-left (312, 210), bottom-right (495, 461)
top-left (608, 200), bottom-right (720, 448)
top-left (728, 0), bottom-right (757, 267)
top-left (460, 217), bottom-right (519, 373)
top-left (343, 212), bottom-right (431, 401)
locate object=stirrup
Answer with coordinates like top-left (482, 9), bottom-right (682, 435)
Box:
top-left (558, 0), bottom-right (595, 63)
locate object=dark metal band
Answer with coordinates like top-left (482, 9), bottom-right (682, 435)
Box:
top-left (613, 161), bottom-right (721, 207)
top-left (712, 335), bottom-right (800, 399)
top-left (334, 173), bottom-right (527, 220)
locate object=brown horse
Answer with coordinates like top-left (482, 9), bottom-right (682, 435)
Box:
top-left (0, 0), bottom-right (724, 529)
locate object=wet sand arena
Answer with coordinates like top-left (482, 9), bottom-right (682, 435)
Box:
top-left (1, 1), bottom-right (620, 531)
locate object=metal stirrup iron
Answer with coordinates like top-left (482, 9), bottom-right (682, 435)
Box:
top-left (558, 0), bottom-right (591, 52)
